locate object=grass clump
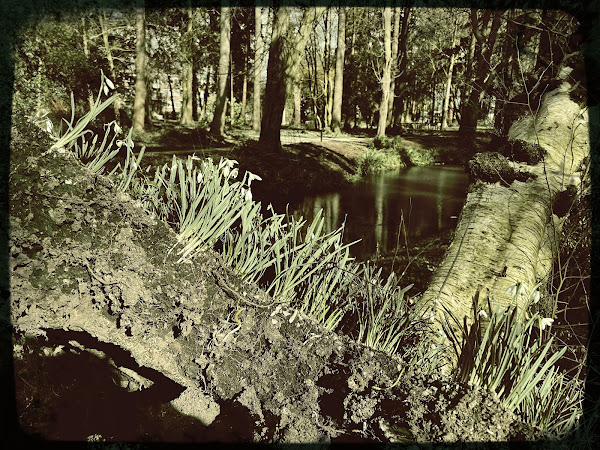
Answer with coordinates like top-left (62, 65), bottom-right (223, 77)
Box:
top-left (439, 290), bottom-right (584, 438)
top-left (359, 136), bottom-right (437, 176)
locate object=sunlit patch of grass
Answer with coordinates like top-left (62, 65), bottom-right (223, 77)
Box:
top-left (357, 146), bottom-right (405, 176)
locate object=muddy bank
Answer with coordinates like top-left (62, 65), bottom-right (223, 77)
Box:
top-left (7, 119), bottom-right (538, 443)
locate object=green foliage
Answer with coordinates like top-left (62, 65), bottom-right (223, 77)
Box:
top-left (440, 291), bottom-right (583, 437)
top-left (359, 136), bottom-right (438, 176)
top-left (149, 156), bottom-right (251, 262)
top-left (13, 16), bottom-right (106, 113)
top-left (396, 144), bottom-right (436, 167)
top-left (354, 264), bottom-right (418, 355)
top-left (357, 147), bottom-right (404, 176)
top-left (50, 73), bottom-right (117, 152)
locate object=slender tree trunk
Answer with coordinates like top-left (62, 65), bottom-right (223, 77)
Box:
top-left (99, 12), bottom-right (122, 122)
top-left (167, 75), bottom-right (176, 116)
top-left (386, 5), bottom-right (401, 127)
top-left (441, 18), bottom-right (458, 130)
top-left (132, 4), bottom-right (147, 133)
top-left (240, 36), bottom-right (249, 123)
top-left (376, 7), bottom-right (392, 138)
top-left (192, 63), bottom-right (199, 121)
top-left (180, 9), bottom-right (195, 126)
top-left (80, 17), bottom-right (95, 111)
top-left (199, 68), bottom-right (211, 123)
top-left (331, 7), bottom-right (345, 135)
top-left (440, 53), bottom-right (456, 130)
top-left (230, 51), bottom-right (234, 125)
top-left (293, 82), bottom-right (302, 127)
top-left (392, 7), bottom-right (410, 128)
top-left (211, 5), bottom-right (231, 136)
top-left (252, 6), bottom-right (263, 132)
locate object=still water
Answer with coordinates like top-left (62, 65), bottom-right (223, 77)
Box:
top-left (290, 166), bottom-right (470, 259)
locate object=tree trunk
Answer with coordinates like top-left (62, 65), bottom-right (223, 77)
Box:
top-left (258, 6), bottom-right (290, 150)
top-left (391, 7), bottom-right (410, 128)
top-left (441, 18), bottom-right (458, 130)
top-left (421, 84), bottom-right (590, 368)
top-left (99, 11), bottom-right (122, 123)
top-left (260, 6), bottom-right (326, 150)
top-left (440, 52), bottom-right (455, 130)
top-left (459, 10), bottom-right (503, 135)
top-left (192, 62), bottom-right (199, 121)
top-left (167, 75), bottom-right (176, 117)
top-left (386, 5), bottom-right (401, 128)
top-left (211, 5), bottom-right (231, 136)
top-left (180, 9), bottom-right (195, 127)
top-left (132, 4), bottom-right (147, 133)
top-left (331, 7), bottom-right (345, 135)
top-left (376, 7), bottom-right (392, 138)
top-left (292, 81), bottom-right (302, 127)
top-left (80, 16), bottom-right (95, 111)
top-left (252, 6), bottom-right (263, 132)
top-left (230, 51), bottom-right (234, 125)
top-left (240, 36), bottom-right (249, 123)
top-left (199, 67), bottom-right (211, 123)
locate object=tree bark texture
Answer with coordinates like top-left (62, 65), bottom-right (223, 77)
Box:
top-left (441, 17), bottom-right (458, 130)
top-left (392, 7), bottom-right (410, 128)
top-left (386, 6), bottom-right (401, 127)
top-left (331, 7), bottom-right (345, 135)
top-left (260, 6), bottom-right (325, 150)
top-left (132, 5), bottom-right (147, 133)
top-left (459, 10), bottom-right (503, 135)
top-left (252, 6), bottom-right (263, 132)
top-left (98, 12), bottom-right (122, 123)
top-left (376, 7), bottom-right (392, 138)
top-left (180, 9), bottom-right (195, 127)
top-left (258, 6), bottom-right (290, 151)
top-left (211, 6), bottom-right (231, 136)
top-left (421, 83), bottom-right (591, 364)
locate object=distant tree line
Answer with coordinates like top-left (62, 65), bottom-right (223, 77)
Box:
top-left (13, 2), bottom-right (584, 149)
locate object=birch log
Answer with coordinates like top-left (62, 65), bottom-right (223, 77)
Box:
top-left (420, 80), bottom-right (591, 361)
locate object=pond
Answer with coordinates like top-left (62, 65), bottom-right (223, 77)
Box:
top-left (288, 165), bottom-right (470, 260)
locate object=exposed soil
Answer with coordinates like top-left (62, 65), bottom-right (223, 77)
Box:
top-left (6, 119), bottom-right (540, 444)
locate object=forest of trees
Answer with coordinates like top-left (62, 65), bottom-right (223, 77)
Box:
top-left (13, 3), bottom-right (583, 149)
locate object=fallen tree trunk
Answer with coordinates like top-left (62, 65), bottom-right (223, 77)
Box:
top-left (421, 80), bottom-right (591, 360)
top-left (6, 118), bottom-right (529, 443)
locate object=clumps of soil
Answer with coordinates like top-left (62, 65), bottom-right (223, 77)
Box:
top-left (467, 151), bottom-right (534, 186)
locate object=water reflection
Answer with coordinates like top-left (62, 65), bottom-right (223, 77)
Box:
top-left (290, 166), bottom-right (469, 259)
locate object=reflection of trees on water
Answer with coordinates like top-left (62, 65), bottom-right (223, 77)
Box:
top-left (374, 173), bottom-right (387, 254)
top-left (292, 167), bottom-right (468, 259)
